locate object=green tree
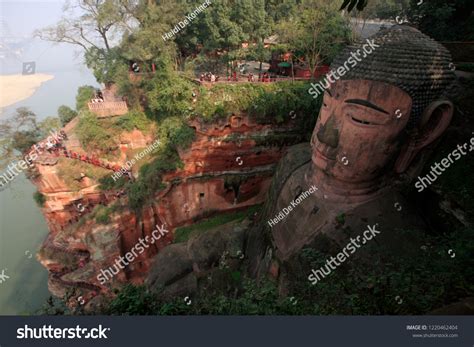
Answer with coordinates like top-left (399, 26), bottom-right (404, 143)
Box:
top-left (0, 108), bottom-right (61, 171)
top-left (35, 0), bottom-right (138, 81)
top-left (33, 191), bottom-right (46, 207)
top-left (75, 86), bottom-right (96, 111)
top-left (57, 105), bottom-right (78, 126)
top-left (277, 0), bottom-right (351, 79)
top-left (407, 0), bottom-right (474, 41)
top-left (247, 42), bottom-right (271, 72)
top-left (76, 110), bottom-right (115, 151)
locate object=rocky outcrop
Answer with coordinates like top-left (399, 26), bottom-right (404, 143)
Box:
top-left (147, 219), bottom-right (248, 299)
top-left (33, 112), bottom-right (309, 302)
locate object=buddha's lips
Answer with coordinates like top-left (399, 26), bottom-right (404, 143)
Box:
top-left (316, 148), bottom-right (336, 161)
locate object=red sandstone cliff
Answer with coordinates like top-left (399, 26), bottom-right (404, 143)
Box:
top-left (32, 112), bottom-right (306, 305)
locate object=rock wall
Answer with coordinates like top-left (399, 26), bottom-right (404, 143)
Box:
top-left (32, 112), bottom-right (308, 305)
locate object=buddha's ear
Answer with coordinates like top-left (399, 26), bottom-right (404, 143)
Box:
top-left (395, 100), bottom-right (454, 173)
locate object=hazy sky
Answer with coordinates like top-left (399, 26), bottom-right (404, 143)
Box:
top-left (1, 0), bottom-right (90, 74)
top-left (0, 1), bottom-right (98, 117)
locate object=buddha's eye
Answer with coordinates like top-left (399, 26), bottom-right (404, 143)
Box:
top-left (349, 113), bottom-right (374, 126)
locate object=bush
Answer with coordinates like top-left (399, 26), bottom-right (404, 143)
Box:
top-left (57, 105), bottom-right (78, 126)
top-left (145, 70), bottom-right (195, 119)
top-left (114, 110), bottom-right (150, 132)
top-left (127, 147), bottom-right (180, 210)
top-left (58, 105), bottom-right (78, 126)
top-left (76, 111), bottom-right (115, 152)
top-left (105, 227), bottom-right (474, 316)
top-left (33, 191), bottom-right (46, 207)
top-left (98, 175), bottom-right (129, 191)
top-left (75, 86), bottom-right (96, 111)
top-left (173, 205), bottom-right (262, 243)
top-left (158, 117), bottom-right (195, 150)
top-left (107, 285), bottom-right (158, 315)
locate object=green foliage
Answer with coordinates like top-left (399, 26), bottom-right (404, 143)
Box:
top-left (127, 147), bottom-right (180, 210)
top-left (406, 0), bottom-right (474, 41)
top-left (0, 108), bottom-right (62, 171)
top-left (75, 86), bottom-right (96, 111)
top-left (193, 81), bottom-right (321, 126)
top-left (335, 213), bottom-right (346, 225)
top-left (174, 204), bottom-right (262, 243)
top-left (76, 111), bottom-right (115, 151)
top-left (105, 226), bottom-right (474, 316)
top-left (425, 136), bottom-right (474, 215)
top-left (158, 117), bottom-right (195, 149)
top-left (85, 47), bottom-right (124, 84)
top-left (113, 110), bottom-right (150, 132)
top-left (246, 42), bottom-right (271, 71)
top-left (33, 191), bottom-right (46, 207)
top-left (340, 0), bottom-right (369, 12)
top-left (95, 205), bottom-right (111, 224)
top-left (361, 0), bottom-right (409, 19)
top-left (457, 63), bottom-right (474, 73)
top-left (37, 296), bottom-right (71, 315)
top-left (145, 68), bottom-right (195, 119)
top-left (57, 105), bottom-right (78, 126)
top-left (98, 175), bottom-right (129, 191)
top-left (277, 0), bottom-right (351, 74)
top-left (107, 285), bottom-right (158, 315)
top-left (294, 228), bottom-right (474, 315)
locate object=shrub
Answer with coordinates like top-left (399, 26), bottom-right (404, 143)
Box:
top-left (76, 111), bottom-right (115, 152)
top-left (114, 110), bottom-right (150, 132)
top-left (33, 191), bottom-right (46, 207)
top-left (57, 105), bottom-right (78, 126)
top-left (158, 117), bottom-right (195, 150)
top-left (75, 86), bottom-right (96, 111)
top-left (107, 285), bottom-right (159, 315)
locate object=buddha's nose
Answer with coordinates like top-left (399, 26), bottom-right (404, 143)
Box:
top-left (316, 115), bottom-right (339, 148)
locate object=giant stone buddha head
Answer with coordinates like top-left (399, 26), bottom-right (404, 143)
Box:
top-left (308, 25), bottom-right (456, 202)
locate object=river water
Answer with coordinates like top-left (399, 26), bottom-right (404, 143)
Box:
top-left (0, 62), bottom-right (97, 316)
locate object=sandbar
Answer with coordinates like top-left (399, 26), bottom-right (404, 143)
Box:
top-left (0, 73), bottom-right (54, 109)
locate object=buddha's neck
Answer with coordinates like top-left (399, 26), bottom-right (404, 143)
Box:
top-left (305, 165), bottom-right (388, 205)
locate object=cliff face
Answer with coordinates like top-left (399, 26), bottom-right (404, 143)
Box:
top-left (33, 112), bottom-right (308, 304)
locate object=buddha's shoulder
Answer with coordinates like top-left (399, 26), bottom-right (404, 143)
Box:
top-left (272, 143), bottom-right (312, 184)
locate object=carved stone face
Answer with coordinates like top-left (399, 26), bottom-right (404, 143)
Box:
top-left (311, 79), bottom-right (412, 183)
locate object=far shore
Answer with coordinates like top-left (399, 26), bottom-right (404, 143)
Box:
top-left (0, 73), bottom-right (55, 109)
